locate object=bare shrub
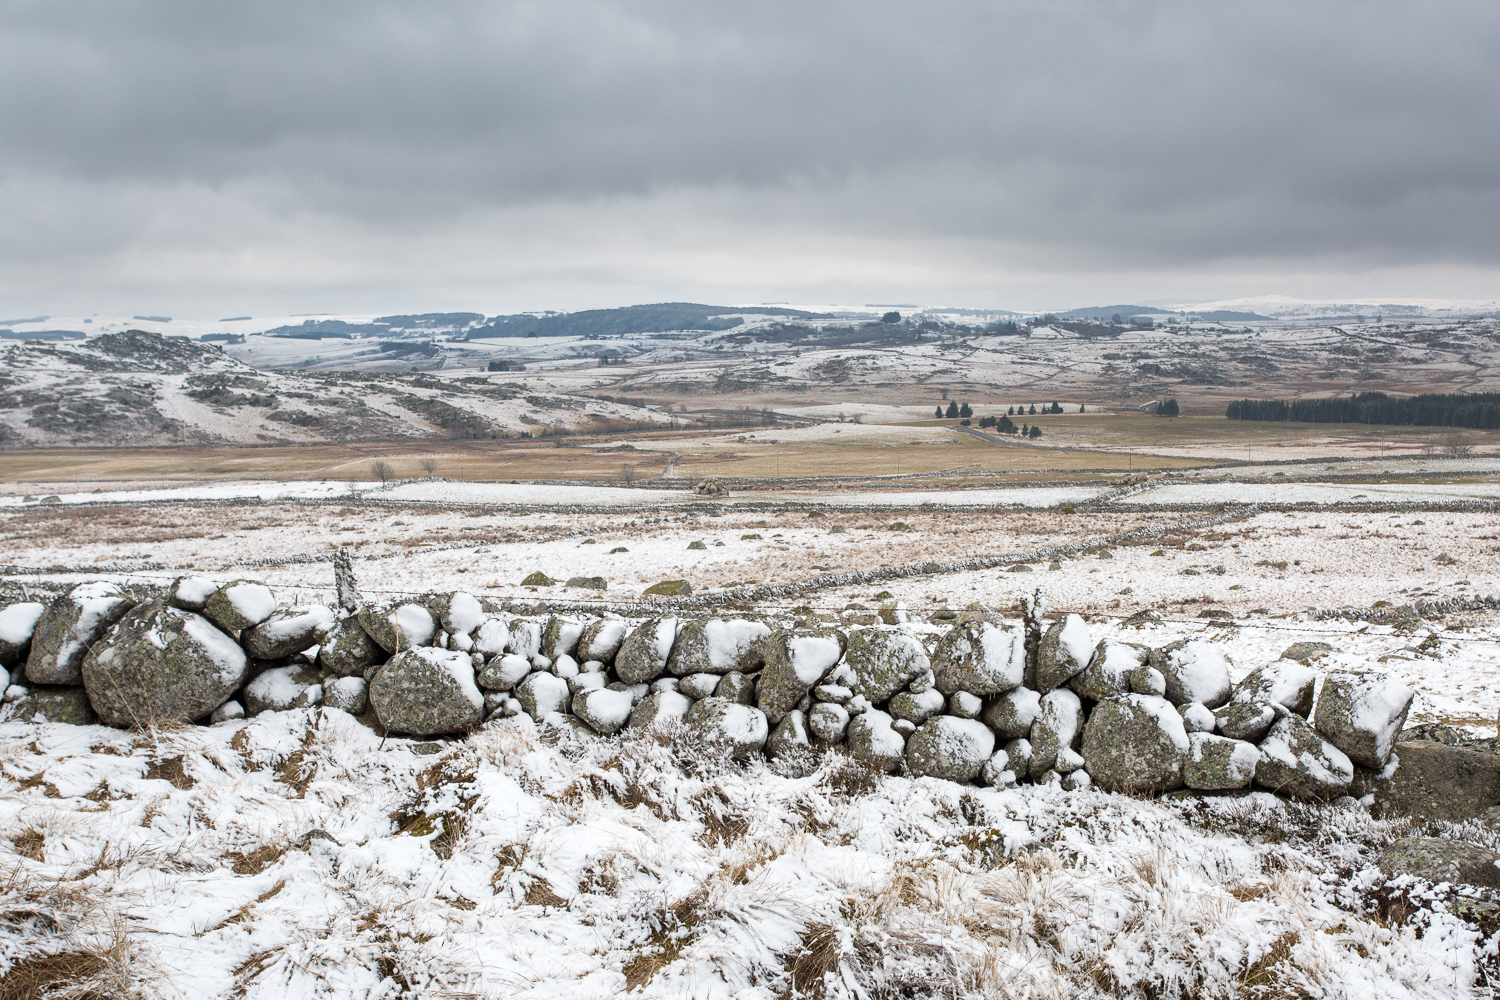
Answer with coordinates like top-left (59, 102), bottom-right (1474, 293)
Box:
top-left (621, 463), bottom-right (638, 484)
top-left (1445, 434), bottom-right (1474, 458)
top-left (418, 456), bottom-right (438, 478)
top-left (371, 460), bottom-right (392, 484)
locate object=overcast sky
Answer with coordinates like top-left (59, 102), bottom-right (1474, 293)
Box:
top-left (2, 1), bottom-right (1498, 317)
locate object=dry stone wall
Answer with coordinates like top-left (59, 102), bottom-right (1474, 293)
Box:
top-left (0, 577), bottom-right (1434, 806)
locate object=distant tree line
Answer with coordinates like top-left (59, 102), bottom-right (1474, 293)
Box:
top-left (1225, 391), bottom-right (1500, 429)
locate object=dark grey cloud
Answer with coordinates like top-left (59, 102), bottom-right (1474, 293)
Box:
top-left (2, 0), bottom-right (1498, 312)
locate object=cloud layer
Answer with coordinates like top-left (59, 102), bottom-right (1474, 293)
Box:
top-left (3, 0), bottom-right (1498, 313)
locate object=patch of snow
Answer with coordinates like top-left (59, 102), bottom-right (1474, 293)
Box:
top-left (223, 582), bottom-right (276, 626)
top-left (787, 634), bottom-right (844, 684)
top-left (180, 612), bottom-right (248, 683)
top-left (0, 603), bottom-right (44, 646)
top-left (1057, 614), bottom-right (1093, 670)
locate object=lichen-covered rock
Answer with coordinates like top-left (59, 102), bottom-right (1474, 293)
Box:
top-left (1254, 714), bottom-right (1354, 800)
top-left (318, 618), bottom-right (387, 677)
top-left (4, 685), bottom-right (96, 725)
top-left (1184, 732), bottom-right (1260, 790)
top-left (369, 647), bottom-right (484, 736)
top-left (980, 749), bottom-right (1014, 787)
top-left (577, 618), bottom-right (630, 664)
top-left (889, 688), bottom-right (945, 726)
top-left (983, 686), bottom-right (1042, 740)
top-left (615, 618), bottom-right (679, 684)
top-left (573, 687), bottom-right (635, 735)
top-left (767, 710), bottom-right (810, 756)
top-left (906, 716), bottom-right (995, 782)
top-left (26, 582), bottom-right (137, 685)
top-left (930, 620), bottom-right (1026, 696)
top-left (477, 654), bottom-right (533, 691)
top-left (1215, 700), bottom-right (1278, 743)
top-left (628, 690), bottom-right (692, 730)
top-left (844, 627), bottom-right (931, 704)
top-left (541, 616), bottom-right (587, 661)
top-left (515, 671), bottom-right (571, 721)
top-left (166, 576), bottom-right (218, 613)
top-left (1128, 662), bottom-right (1167, 697)
top-left (1377, 837), bottom-right (1500, 889)
top-left (678, 673), bottom-right (720, 699)
top-left (211, 700), bottom-right (245, 724)
top-left (684, 698), bottom-right (769, 757)
top-left (717, 671), bottom-right (756, 705)
top-left (244, 666), bottom-right (323, 715)
top-left (808, 702), bottom-right (850, 743)
top-left (643, 579), bottom-right (692, 597)
top-left (1074, 639), bottom-right (1149, 702)
top-left (1358, 740), bottom-right (1500, 821)
top-left (1035, 615), bottom-right (1094, 694)
top-left (756, 629), bottom-right (846, 723)
top-left (0, 602), bottom-right (44, 670)
top-left (324, 676), bottom-right (368, 714)
top-left (1080, 695), bottom-right (1189, 792)
top-left (1312, 671), bottom-right (1413, 769)
top-left (1004, 738), bottom-right (1034, 778)
top-left (506, 619), bottom-right (544, 660)
top-left (1151, 640), bottom-right (1232, 708)
top-left (521, 571), bottom-right (555, 587)
top-left (1029, 689), bottom-right (1084, 778)
top-left (356, 602), bottom-right (436, 654)
top-left (666, 618), bottom-right (771, 677)
top-left (1281, 641), bottom-right (1335, 665)
top-left (81, 600), bottom-right (248, 727)
top-left (847, 710), bottom-right (906, 773)
top-left (1230, 659), bottom-right (1318, 717)
top-left (438, 592), bottom-right (486, 636)
top-left (201, 580), bottom-right (277, 635)
top-left (1181, 703), bottom-right (1216, 733)
top-left (473, 617), bottom-right (512, 657)
top-left (243, 605), bottom-right (336, 660)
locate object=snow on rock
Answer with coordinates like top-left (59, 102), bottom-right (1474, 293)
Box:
top-left (1074, 639), bottom-right (1149, 701)
top-left (847, 708), bottom-right (907, 772)
top-left (1312, 671), bottom-right (1414, 769)
top-left (515, 671), bottom-right (571, 721)
top-left (628, 689), bottom-right (692, 730)
top-left (323, 675), bottom-right (369, 714)
top-left (441, 592), bottom-right (486, 635)
top-left (982, 686), bottom-right (1043, 739)
top-left (244, 666), bottom-right (323, 715)
top-left (757, 629), bottom-right (846, 723)
top-left (1231, 659), bottom-right (1318, 718)
top-left (577, 617), bottom-right (629, 663)
top-left (80, 600), bottom-right (248, 725)
top-left (369, 646), bottom-right (483, 736)
top-left (474, 617), bottom-right (511, 657)
top-left (1029, 688), bottom-right (1084, 778)
top-left (1153, 640), bottom-right (1233, 709)
top-left (166, 575), bottom-right (218, 612)
top-left (667, 618), bottom-right (771, 676)
top-left (684, 698), bottom-right (769, 756)
top-left (615, 617), bottom-right (678, 683)
top-left (572, 687), bottom-right (635, 735)
top-left (318, 617), bottom-right (386, 677)
top-left (1184, 732), bottom-right (1260, 790)
top-left (0, 602), bottom-right (44, 668)
top-left (930, 620), bottom-right (1026, 696)
top-left (844, 627), bottom-right (930, 703)
top-left (477, 654), bottom-right (532, 691)
top-left (242, 604), bottom-right (335, 660)
top-left (1036, 614), bottom-right (1093, 693)
top-left (1081, 694), bottom-right (1190, 792)
top-left (767, 708), bottom-right (811, 755)
top-left (906, 716), bottom-right (995, 782)
top-left (542, 615), bottom-right (587, 660)
top-left (25, 581), bottom-right (137, 685)
top-left (1255, 714), bottom-right (1355, 800)
top-left (202, 579), bottom-right (277, 633)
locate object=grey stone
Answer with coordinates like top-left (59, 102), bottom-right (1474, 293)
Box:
top-left (717, 671), bottom-right (757, 705)
top-left (1029, 689), bottom-right (1084, 779)
top-left (201, 579), bottom-right (277, 634)
top-left (576, 617), bottom-right (630, 664)
top-left (905, 716), bottom-right (995, 782)
top-left (767, 710), bottom-right (811, 756)
top-left (1060, 770), bottom-right (1092, 791)
top-left (813, 684), bottom-right (852, 703)
top-left (477, 654), bottom-right (532, 691)
top-left (515, 671), bottom-right (571, 721)
top-left (628, 690), bottom-right (692, 730)
top-left (1080, 695), bottom-right (1189, 793)
top-left (244, 666), bottom-right (323, 715)
top-left (948, 691), bottom-right (983, 719)
top-left (983, 686), bottom-right (1043, 740)
top-left (1281, 641), bottom-right (1335, 664)
top-left (356, 602), bottom-right (435, 654)
top-left (980, 749), bottom-right (1014, 787)
top-left (1377, 837), bottom-right (1500, 889)
top-left (847, 709), bottom-right (906, 773)
top-left (81, 600), bottom-right (249, 727)
top-left (930, 620), bottom-right (1026, 696)
top-left (1215, 700), bottom-right (1278, 743)
top-left (844, 627), bottom-right (931, 703)
top-left (808, 702), bottom-right (850, 742)
top-left (211, 700), bottom-right (245, 724)
top-left (1356, 740), bottom-right (1500, 821)
top-left (1181, 703), bottom-right (1217, 733)
top-left (318, 618), bottom-right (386, 677)
top-left (1312, 671), bottom-right (1413, 769)
top-left (4, 685), bottom-right (96, 725)
top-left (324, 676), bottom-right (368, 714)
top-left (1254, 714), bottom-right (1354, 800)
top-left (572, 687), bottom-right (635, 735)
top-left (0, 603), bottom-right (44, 670)
top-left (755, 628), bottom-right (846, 724)
top-left (1074, 639), bottom-right (1149, 702)
top-left (683, 698), bottom-right (769, 757)
top-left (666, 618), bottom-right (771, 676)
top-left (1230, 659), bottom-right (1318, 718)
top-left (541, 616), bottom-right (587, 660)
top-left (1129, 663), bottom-right (1167, 697)
top-left (244, 605), bottom-right (336, 661)
top-left (889, 688), bottom-right (945, 726)
top-left (614, 618), bottom-right (679, 684)
top-left (678, 673), bottom-right (721, 699)
top-left (1035, 615), bottom-right (1094, 694)
top-left (1184, 732), bottom-right (1260, 790)
top-left (166, 576), bottom-right (218, 613)
top-left (1151, 640), bottom-right (1233, 708)
top-left (26, 582), bottom-right (137, 686)
top-left (1004, 738), bottom-right (1034, 778)
top-left (369, 647), bottom-right (485, 736)
top-left (565, 576), bottom-right (607, 591)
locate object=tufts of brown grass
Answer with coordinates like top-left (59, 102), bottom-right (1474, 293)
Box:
top-left (142, 755), bottom-right (194, 790)
top-left (1237, 931), bottom-right (1304, 998)
top-left (782, 921), bottom-right (842, 999)
top-left (13, 827), bottom-right (46, 861)
top-left (622, 892), bottom-right (705, 990)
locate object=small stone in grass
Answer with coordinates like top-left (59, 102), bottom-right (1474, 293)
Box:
top-left (609, 546), bottom-right (629, 554)
top-left (521, 571), bottom-right (555, 587)
top-left (643, 579), bottom-right (693, 597)
top-left (687, 540), bottom-right (708, 550)
top-left (563, 577), bottom-right (607, 591)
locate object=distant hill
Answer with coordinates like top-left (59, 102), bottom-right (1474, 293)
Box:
top-left (467, 302), bottom-right (821, 339)
top-left (1055, 304), bottom-right (1175, 321)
